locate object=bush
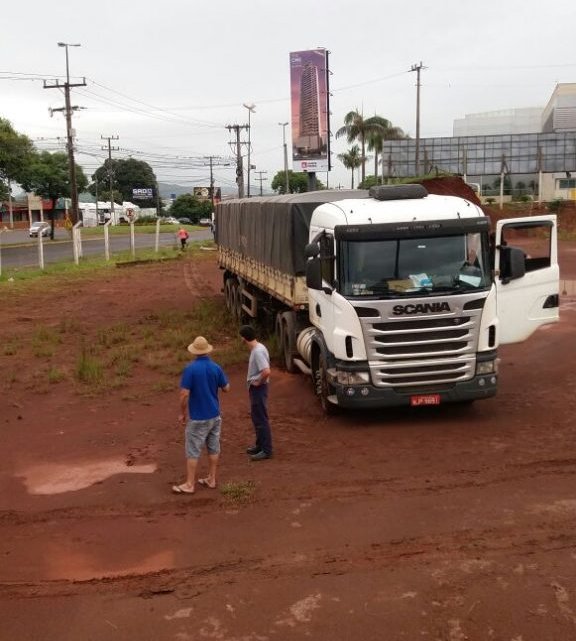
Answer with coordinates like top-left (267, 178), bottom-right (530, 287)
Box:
top-left (134, 215), bottom-right (158, 225)
top-left (548, 198), bottom-right (564, 213)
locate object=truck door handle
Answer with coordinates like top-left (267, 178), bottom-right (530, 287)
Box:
top-left (316, 304), bottom-right (322, 317)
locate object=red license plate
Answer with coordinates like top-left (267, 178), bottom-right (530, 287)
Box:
top-left (410, 394), bottom-right (441, 406)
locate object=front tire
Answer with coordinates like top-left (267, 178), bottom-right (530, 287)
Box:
top-left (315, 352), bottom-right (338, 415)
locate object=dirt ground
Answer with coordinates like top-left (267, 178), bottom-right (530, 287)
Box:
top-left (1, 243), bottom-right (576, 641)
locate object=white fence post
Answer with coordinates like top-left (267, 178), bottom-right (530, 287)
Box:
top-left (0, 227), bottom-right (6, 277)
top-left (130, 221), bottom-right (135, 259)
top-left (72, 221), bottom-right (83, 265)
top-left (155, 218), bottom-right (160, 253)
top-left (37, 228), bottom-right (45, 270)
top-left (104, 218), bottom-right (113, 261)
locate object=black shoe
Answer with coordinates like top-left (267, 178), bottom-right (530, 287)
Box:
top-left (250, 451), bottom-right (272, 461)
top-left (246, 445), bottom-right (260, 455)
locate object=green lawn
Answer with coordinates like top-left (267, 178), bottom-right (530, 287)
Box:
top-left (81, 223), bottom-right (202, 237)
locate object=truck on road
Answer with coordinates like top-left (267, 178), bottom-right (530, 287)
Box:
top-left (215, 185), bottom-right (559, 412)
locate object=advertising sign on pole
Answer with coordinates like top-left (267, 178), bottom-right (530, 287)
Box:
top-left (289, 49), bottom-right (330, 173)
top-left (132, 188), bottom-right (154, 200)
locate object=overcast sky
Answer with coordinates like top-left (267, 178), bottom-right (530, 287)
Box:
top-left (2, 0), bottom-right (575, 193)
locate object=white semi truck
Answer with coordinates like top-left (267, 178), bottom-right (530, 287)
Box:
top-left (215, 184), bottom-right (559, 412)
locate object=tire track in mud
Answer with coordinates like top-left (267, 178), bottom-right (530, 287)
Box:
top-left (181, 256), bottom-right (220, 299)
top-left (1, 522), bottom-right (574, 601)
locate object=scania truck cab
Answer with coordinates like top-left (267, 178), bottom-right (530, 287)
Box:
top-left (302, 184), bottom-right (559, 410)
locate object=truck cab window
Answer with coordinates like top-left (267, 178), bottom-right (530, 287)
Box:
top-left (319, 234), bottom-right (335, 285)
top-left (340, 233), bottom-right (490, 298)
top-left (500, 222), bottom-right (552, 273)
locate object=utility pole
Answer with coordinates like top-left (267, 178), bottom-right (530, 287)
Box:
top-left (243, 103), bottom-right (256, 197)
top-left (226, 125), bottom-right (249, 198)
top-left (409, 61), bottom-right (426, 176)
top-left (279, 122), bottom-right (289, 193)
top-left (254, 171), bottom-right (268, 196)
top-left (101, 135), bottom-right (120, 221)
top-left (203, 156), bottom-right (231, 208)
top-left (43, 43), bottom-right (86, 226)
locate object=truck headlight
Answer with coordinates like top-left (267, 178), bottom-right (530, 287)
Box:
top-left (336, 370), bottom-right (371, 385)
top-left (476, 360), bottom-right (497, 376)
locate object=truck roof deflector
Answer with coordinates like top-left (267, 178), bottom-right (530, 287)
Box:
top-left (369, 184), bottom-right (428, 201)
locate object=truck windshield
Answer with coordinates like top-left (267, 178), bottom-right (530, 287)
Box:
top-left (339, 233), bottom-right (490, 298)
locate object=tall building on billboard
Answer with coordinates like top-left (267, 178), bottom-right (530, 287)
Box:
top-left (290, 49), bottom-right (330, 173)
top-left (297, 63), bottom-right (322, 154)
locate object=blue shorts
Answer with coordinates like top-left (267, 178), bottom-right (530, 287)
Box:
top-left (185, 417), bottom-right (221, 459)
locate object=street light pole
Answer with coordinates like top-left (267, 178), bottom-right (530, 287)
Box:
top-left (243, 102), bottom-right (256, 197)
top-left (279, 122), bottom-right (289, 194)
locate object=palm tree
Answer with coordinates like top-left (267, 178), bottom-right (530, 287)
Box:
top-left (365, 118), bottom-right (407, 184)
top-left (337, 145), bottom-right (363, 189)
top-left (336, 110), bottom-right (389, 184)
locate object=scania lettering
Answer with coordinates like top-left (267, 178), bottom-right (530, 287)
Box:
top-left (393, 302), bottom-right (451, 315)
top-left (215, 183), bottom-right (559, 412)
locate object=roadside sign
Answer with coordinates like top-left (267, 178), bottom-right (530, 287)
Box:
top-left (126, 208), bottom-right (134, 221)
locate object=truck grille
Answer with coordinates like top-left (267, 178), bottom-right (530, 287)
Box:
top-left (353, 296), bottom-right (485, 389)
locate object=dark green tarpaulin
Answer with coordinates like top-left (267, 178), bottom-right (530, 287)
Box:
top-left (215, 190), bottom-right (367, 276)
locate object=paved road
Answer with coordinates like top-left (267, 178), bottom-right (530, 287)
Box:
top-left (0, 230), bottom-right (213, 269)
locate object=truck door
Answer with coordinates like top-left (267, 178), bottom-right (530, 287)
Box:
top-left (308, 233), bottom-right (337, 351)
top-left (495, 215), bottom-right (559, 344)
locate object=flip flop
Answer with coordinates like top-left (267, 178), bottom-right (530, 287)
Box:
top-left (172, 484), bottom-right (195, 494)
top-left (198, 478), bottom-right (217, 489)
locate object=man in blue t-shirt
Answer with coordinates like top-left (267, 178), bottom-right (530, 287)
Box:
top-left (173, 336), bottom-right (230, 494)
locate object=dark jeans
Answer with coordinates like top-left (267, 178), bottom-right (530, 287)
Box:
top-left (249, 384), bottom-right (272, 455)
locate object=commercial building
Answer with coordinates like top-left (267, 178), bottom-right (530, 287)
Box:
top-left (382, 84), bottom-right (576, 201)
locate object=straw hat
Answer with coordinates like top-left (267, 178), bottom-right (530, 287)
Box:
top-left (187, 336), bottom-right (213, 355)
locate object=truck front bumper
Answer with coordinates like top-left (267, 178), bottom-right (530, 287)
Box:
top-left (332, 374), bottom-right (498, 409)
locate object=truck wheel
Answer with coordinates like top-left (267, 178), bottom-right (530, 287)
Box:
top-left (315, 352), bottom-right (338, 415)
top-left (281, 312), bottom-right (297, 373)
top-left (234, 285), bottom-right (245, 323)
top-left (275, 313), bottom-right (285, 361)
top-left (224, 280), bottom-right (233, 313)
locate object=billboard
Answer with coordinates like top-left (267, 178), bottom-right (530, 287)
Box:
top-left (194, 187), bottom-right (222, 204)
top-left (289, 49), bottom-right (330, 173)
top-left (132, 187), bottom-right (154, 200)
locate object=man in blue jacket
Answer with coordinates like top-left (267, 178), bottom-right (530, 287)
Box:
top-left (173, 336), bottom-right (230, 494)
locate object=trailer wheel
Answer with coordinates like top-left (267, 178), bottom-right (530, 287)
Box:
top-left (224, 279), bottom-right (233, 313)
top-left (281, 312), bottom-right (297, 373)
top-left (315, 352), bottom-right (338, 415)
top-left (234, 284), bottom-right (245, 323)
top-left (275, 313), bottom-right (285, 357)
top-left (230, 282), bottom-right (240, 322)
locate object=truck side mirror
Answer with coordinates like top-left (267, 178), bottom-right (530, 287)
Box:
top-left (306, 257), bottom-right (322, 290)
top-left (500, 246), bottom-right (526, 283)
top-left (304, 243), bottom-right (320, 258)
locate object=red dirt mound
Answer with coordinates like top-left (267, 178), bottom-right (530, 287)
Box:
top-left (418, 176), bottom-right (482, 206)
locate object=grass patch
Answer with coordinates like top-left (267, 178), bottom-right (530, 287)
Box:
top-left (76, 344), bottom-right (104, 385)
top-left (31, 326), bottom-right (62, 358)
top-left (220, 480), bottom-right (257, 505)
top-left (47, 366), bottom-right (67, 384)
top-left (81, 224), bottom-right (202, 237)
top-left (3, 341), bottom-right (18, 356)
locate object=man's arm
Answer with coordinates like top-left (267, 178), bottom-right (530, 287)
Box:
top-left (179, 388), bottom-right (189, 425)
top-left (252, 367), bottom-right (271, 387)
top-left (222, 383), bottom-right (231, 393)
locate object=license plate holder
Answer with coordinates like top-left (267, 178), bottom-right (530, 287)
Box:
top-left (410, 394), bottom-right (441, 406)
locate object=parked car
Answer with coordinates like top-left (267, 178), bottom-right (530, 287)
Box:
top-left (198, 218), bottom-right (212, 226)
top-left (177, 217), bottom-right (193, 225)
top-left (161, 216), bottom-right (180, 225)
top-left (29, 221), bottom-right (51, 237)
